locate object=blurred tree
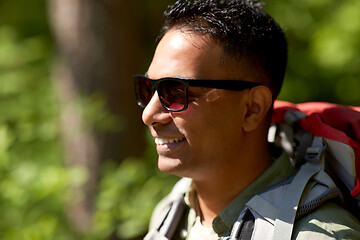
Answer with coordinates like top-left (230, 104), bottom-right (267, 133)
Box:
top-left (48, 0), bottom-right (109, 231)
top-left (47, 0), bottom-right (152, 233)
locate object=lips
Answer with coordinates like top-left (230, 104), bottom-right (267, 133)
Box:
top-left (154, 137), bottom-right (185, 145)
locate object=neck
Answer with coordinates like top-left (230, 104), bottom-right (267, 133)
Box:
top-left (193, 140), bottom-right (272, 227)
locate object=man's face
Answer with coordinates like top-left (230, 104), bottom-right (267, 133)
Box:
top-left (142, 28), bottom-right (250, 181)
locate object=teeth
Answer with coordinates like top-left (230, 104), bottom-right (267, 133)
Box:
top-left (155, 137), bottom-right (185, 145)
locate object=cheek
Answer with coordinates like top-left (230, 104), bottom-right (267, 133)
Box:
top-left (174, 92), bottom-right (246, 142)
top-left (172, 107), bottom-right (203, 134)
top-left (175, 104), bottom-right (233, 143)
top-left (172, 107), bottom-right (212, 149)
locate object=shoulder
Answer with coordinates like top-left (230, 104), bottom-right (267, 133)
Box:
top-left (293, 202), bottom-right (360, 240)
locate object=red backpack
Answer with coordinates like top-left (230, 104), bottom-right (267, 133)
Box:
top-left (270, 100), bottom-right (360, 217)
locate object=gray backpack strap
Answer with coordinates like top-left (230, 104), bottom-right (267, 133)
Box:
top-left (230, 136), bottom-right (342, 240)
top-left (271, 136), bottom-right (325, 240)
top-left (145, 197), bottom-right (187, 240)
top-left (271, 161), bottom-right (322, 240)
top-left (144, 178), bottom-right (191, 240)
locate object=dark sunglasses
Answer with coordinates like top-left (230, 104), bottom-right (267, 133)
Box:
top-left (133, 75), bottom-right (261, 112)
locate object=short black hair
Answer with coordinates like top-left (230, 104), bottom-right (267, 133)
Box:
top-left (159, 0), bottom-right (287, 99)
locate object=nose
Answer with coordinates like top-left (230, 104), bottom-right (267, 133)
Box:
top-left (142, 91), bottom-right (172, 126)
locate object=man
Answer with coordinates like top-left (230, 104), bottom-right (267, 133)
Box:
top-left (133, 0), bottom-right (360, 239)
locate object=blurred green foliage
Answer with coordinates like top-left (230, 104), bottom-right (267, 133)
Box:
top-left (93, 133), bottom-right (178, 240)
top-left (0, 0), bottom-right (359, 239)
top-left (0, 0), bottom-right (78, 238)
top-left (265, 0), bottom-right (360, 105)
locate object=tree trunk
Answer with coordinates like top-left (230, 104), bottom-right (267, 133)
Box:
top-left (48, 0), bottom-right (145, 232)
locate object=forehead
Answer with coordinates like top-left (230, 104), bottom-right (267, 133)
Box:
top-left (147, 28), bottom-right (235, 80)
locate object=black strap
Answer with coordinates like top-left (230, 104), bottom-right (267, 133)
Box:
top-left (144, 197), bottom-right (187, 240)
top-left (163, 197), bottom-right (187, 239)
top-left (230, 209), bottom-right (255, 240)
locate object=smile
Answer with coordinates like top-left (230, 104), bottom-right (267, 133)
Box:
top-left (155, 137), bottom-right (185, 145)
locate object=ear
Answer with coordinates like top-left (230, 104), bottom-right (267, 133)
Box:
top-left (242, 86), bottom-right (273, 132)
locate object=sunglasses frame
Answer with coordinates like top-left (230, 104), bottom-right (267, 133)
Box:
top-left (133, 75), bottom-right (261, 112)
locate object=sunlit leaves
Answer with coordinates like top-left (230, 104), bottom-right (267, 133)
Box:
top-left (93, 133), bottom-right (179, 239)
top-left (0, 1), bottom-right (76, 238)
top-left (266, 0), bottom-right (360, 105)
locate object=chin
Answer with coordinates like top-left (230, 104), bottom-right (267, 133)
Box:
top-left (158, 156), bottom-right (189, 177)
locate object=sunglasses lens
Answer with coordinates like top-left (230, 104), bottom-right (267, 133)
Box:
top-left (158, 80), bottom-right (187, 111)
top-left (135, 76), bottom-right (154, 107)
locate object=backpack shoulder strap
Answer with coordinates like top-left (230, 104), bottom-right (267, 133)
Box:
top-left (144, 178), bottom-right (191, 240)
top-left (230, 137), bottom-right (342, 240)
top-left (271, 136), bottom-right (327, 240)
